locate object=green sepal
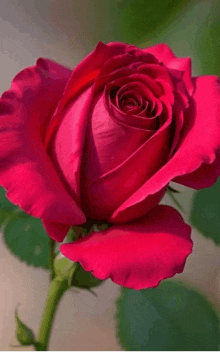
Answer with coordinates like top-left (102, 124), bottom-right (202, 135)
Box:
top-left (167, 185), bottom-right (181, 193)
top-left (167, 187), bottom-right (185, 213)
top-left (54, 256), bottom-right (103, 290)
top-left (70, 262), bottom-right (103, 290)
top-left (15, 308), bottom-right (36, 346)
top-left (54, 256), bottom-right (77, 282)
top-left (81, 220), bottom-right (111, 236)
top-left (56, 221), bottom-right (109, 291)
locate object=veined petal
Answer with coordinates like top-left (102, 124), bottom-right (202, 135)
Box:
top-left (144, 44), bottom-right (194, 95)
top-left (60, 205), bottom-right (192, 290)
top-left (0, 59), bottom-right (86, 242)
top-left (111, 75), bottom-right (220, 223)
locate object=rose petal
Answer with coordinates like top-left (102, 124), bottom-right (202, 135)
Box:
top-left (82, 93), bottom-right (151, 178)
top-left (49, 42), bottom-right (131, 203)
top-left (52, 87), bottom-right (94, 203)
top-left (137, 63), bottom-right (174, 87)
top-left (111, 75), bottom-right (220, 223)
top-left (0, 59), bottom-right (86, 242)
top-left (45, 42), bottom-right (128, 149)
top-left (143, 43), bottom-right (176, 64)
top-left (81, 100), bottom-right (172, 219)
top-left (173, 75), bottom-right (220, 187)
top-left (144, 44), bottom-right (194, 95)
top-left (42, 220), bottom-right (72, 242)
top-left (111, 103), bottom-right (158, 130)
top-left (60, 205), bottom-right (192, 290)
top-left (168, 57), bottom-right (194, 96)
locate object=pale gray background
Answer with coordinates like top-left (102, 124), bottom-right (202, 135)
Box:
top-left (0, 0), bottom-right (220, 350)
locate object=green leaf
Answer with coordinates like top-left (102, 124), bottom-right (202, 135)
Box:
top-left (189, 179), bottom-right (220, 245)
top-left (15, 308), bottom-right (36, 346)
top-left (2, 210), bottom-right (50, 269)
top-left (0, 186), bottom-right (17, 227)
top-left (116, 281), bottom-right (220, 351)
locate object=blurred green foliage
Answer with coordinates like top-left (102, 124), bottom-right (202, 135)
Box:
top-left (0, 187), bottom-right (50, 269)
top-left (116, 281), bottom-right (220, 351)
top-left (190, 179), bottom-right (220, 245)
top-left (87, 0), bottom-right (190, 45)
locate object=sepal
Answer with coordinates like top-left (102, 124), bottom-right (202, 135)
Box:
top-left (54, 254), bottom-right (103, 290)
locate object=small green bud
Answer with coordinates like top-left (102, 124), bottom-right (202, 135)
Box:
top-left (54, 255), bottom-right (77, 279)
top-left (15, 309), bottom-right (36, 346)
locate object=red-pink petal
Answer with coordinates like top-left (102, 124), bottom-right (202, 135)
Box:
top-left (42, 220), bottom-right (72, 242)
top-left (81, 97), bottom-right (171, 220)
top-left (52, 87), bottom-right (94, 203)
top-left (48, 42), bottom-right (131, 203)
top-left (45, 42), bottom-right (128, 149)
top-left (111, 75), bottom-right (220, 223)
top-left (144, 44), bottom-right (194, 95)
top-left (143, 43), bottom-right (176, 64)
top-left (0, 59), bottom-right (86, 242)
top-left (60, 205), bottom-right (192, 290)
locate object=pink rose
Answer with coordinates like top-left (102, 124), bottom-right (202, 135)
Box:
top-left (1, 42), bottom-right (220, 289)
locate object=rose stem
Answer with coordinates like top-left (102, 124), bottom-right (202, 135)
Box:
top-left (35, 238), bottom-right (67, 350)
top-left (49, 238), bottom-right (56, 281)
top-left (35, 276), bottom-right (69, 351)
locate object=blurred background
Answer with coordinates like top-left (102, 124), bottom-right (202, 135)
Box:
top-left (1, 0), bottom-right (220, 350)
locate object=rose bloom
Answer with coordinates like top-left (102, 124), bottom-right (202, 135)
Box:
top-left (1, 42), bottom-right (220, 289)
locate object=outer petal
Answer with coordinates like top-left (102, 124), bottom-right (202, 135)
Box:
top-left (0, 59), bottom-right (86, 242)
top-left (144, 43), bottom-right (194, 95)
top-left (143, 43), bottom-right (176, 64)
top-left (111, 75), bottom-right (220, 223)
top-left (173, 75), bottom-right (220, 188)
top-left (60, 205), bottom-right (192, 290)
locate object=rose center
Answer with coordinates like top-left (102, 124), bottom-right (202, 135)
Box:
top-left (121, 96), bottom-right (139, 111)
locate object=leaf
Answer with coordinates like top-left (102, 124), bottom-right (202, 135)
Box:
top-left (0, 186), bottom-right (17, 227)
top-left (189, 179), bottom-right (220, 245)
top-left (116, 281), bottom-right (220, 351)
top-left (2, 210), bottom-right (50, 269)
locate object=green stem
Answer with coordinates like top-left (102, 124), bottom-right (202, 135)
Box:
top-left (35, 277), bottom-right (69, 351)
top-left (49, 239), bottom-right (56, 281)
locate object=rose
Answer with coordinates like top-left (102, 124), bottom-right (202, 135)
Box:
top-left (0, 42), bottom-right (220, 289)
